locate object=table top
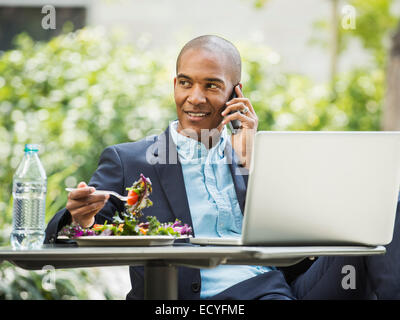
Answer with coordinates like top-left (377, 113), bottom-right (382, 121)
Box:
top-left (0, 244), bottom-right (386, 270)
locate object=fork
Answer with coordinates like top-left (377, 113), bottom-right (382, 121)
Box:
top-left (65, 188), bottom-right (128, 202)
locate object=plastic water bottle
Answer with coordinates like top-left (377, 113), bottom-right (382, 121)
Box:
top-left (10, 144), bottom-right (47, 250)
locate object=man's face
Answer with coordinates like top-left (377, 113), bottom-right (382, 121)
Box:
top-left (174, 48), bottom-right (234, 138)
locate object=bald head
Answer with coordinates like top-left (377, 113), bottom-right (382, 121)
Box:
top-left (176, 35), bottom-right (241, 85)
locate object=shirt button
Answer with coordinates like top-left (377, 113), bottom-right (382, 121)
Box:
top-left (191, 282), bottom-right (200, 293)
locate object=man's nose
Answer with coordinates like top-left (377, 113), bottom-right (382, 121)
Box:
top-left (187, 86), bottom-right (206, 105)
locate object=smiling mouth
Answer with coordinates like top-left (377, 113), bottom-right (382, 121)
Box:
top-left (184, 111), bottom-right (211, 118)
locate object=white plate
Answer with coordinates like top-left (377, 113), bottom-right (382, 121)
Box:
top-left (58, 235), bottom-right (188, 247)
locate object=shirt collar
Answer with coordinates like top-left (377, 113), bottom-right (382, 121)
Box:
top-left (169, 120), bottom-right (228, 161)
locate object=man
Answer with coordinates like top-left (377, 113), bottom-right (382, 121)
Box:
top-left (45, 35), bottom-right (400, 300)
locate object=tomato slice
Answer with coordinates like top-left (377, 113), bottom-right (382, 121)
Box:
top-left (92, 224), bottom-right (103, 231)
top-left (127, 190), bottom-right (139, 206)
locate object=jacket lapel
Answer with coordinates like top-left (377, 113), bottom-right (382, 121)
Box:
top-left (152, 126), bottom-right (194, 229)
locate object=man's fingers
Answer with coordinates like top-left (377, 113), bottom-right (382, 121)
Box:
top-left (77, 181), bottom-right (88, 188)
top-left (67, 194), bottom-right (109, 211)
top-left (81, 205), bottom-right (103, 219)
top-left (68, 186), bottom-right (96, 200)
top-left (221, 111), bottom-right (256, 129)
top-left (222, 102), bottom-right (248, 116)
top-left (69, 200), bottom-right (106, 217)
top-left (66, 181), bottom-right (111, 227)
top-left (67, 181), bottom-right (94, 200)
top-left (235, 84), bottom-right (244, 98)
top-left (225, 98), bottom-right (255, 115)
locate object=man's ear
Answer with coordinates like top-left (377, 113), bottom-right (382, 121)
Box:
top-left (174, 77), bottom-right (177, 88)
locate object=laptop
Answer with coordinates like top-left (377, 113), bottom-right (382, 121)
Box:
top-left (190, 131), bottom-right (400, 246)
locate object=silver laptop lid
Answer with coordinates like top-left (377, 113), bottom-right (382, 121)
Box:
top-left (242, 131), bottom-right (400, 246)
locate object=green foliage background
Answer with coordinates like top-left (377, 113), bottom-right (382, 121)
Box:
top-left (0, 0), bottom-right (398, 300)
top-left (0, 28), bottom-right (176, 227)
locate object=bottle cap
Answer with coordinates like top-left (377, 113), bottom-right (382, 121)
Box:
top-left (24, 144), bottom-right (39, 152)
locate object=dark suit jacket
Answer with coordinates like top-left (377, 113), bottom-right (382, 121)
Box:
top-left (45, 126), bottom-right (313, 299)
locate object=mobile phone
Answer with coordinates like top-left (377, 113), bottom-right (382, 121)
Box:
top-left (226, 86), bottom-right (241, 135)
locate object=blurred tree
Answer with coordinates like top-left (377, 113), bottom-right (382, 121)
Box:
top-left (309, 0), bottom-right (399, 69)
top-left (237, 41), bottom-right (384, 131)
top-left (339, 0), bottom-right (399, 69)
top-left (309, 0), bottom-right (400, 128)
top-left (383, 23), bottom-right (400, 130)
top-left (329, 0), bottom-right (339, 85)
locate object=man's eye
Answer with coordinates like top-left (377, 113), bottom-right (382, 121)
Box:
top-left (179, 80), bottom-right (190, 86)
top-left (207, 83), bottom-right (218, 89)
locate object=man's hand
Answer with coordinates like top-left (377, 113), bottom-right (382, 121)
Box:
top-left (66, 181), bottom-right (110, 228)
top-left (219, 85), bottom-right (258, 169)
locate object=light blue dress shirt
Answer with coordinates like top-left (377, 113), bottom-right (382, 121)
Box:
top-left (170, 120), bottom-right (272, 298)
